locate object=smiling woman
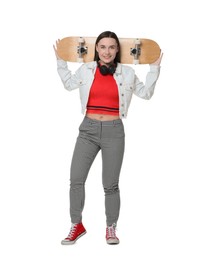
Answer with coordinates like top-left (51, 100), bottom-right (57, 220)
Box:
top-left (95, 32), bottom-right (119, 67)
top-left (53, 30), bottom-right (162, 246)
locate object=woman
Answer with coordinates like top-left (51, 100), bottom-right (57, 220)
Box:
top-left (53, 31), bottom-right (162, 245)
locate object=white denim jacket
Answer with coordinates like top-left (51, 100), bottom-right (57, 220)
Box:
top-left (57, 60), bottom-right (161, 118)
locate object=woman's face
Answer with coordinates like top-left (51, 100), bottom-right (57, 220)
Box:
top-left (96, 37), bottom-right (118, 66)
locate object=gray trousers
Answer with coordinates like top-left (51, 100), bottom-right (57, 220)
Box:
top-left (69, 116), bottom-right (125, 226)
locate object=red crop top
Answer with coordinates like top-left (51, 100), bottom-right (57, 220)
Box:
top-left (86, 67), bottom-right (119, 116)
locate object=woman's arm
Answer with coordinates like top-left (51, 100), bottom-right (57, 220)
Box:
top-left (53, 39), bottom-right (82, 91)
top-left (133, 52), bottom-right (163, 99)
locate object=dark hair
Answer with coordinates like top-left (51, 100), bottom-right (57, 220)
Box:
top-left (94, 31), bottom-right (121, 63)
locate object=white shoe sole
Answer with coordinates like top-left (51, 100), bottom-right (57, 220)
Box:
top-left (106, 238), bottom-right (120, 245)
top-left (61, 231), bottom-right (87, 245)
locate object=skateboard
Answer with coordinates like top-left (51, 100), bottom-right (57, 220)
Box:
top-left (56, 36), bottom-right (161, 64)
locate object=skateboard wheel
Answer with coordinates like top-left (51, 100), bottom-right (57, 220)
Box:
top-left (77, 57), bottom-right (84, 63)
top-left (134, 38), bottom-right (141, 44)
top-left (134, 59), bottom-right (139, 65)
top-left (78, 37), bottom-right (85, 43)
top-left (79, 47), bottom-right (87, 54)
top-left (131, 48), bottom-right (137, 54)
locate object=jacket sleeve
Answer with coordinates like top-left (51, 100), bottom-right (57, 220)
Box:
top-left (57, 59), bottom-right (84, 91)
top-left (133, 65), bottom-right (161, 99)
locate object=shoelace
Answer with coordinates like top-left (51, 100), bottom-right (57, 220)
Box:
top-left (67, 224), bottom-right (77, 239)
top-left (107, 223), bottom-right (117, 238)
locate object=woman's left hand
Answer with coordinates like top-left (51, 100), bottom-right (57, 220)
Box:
top-left (151, 52), bottom-right (163, 65)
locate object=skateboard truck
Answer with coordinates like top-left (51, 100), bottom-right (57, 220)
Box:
top-left (130, 38), bottom-right (141, 64)
top-left (77, 37), bottom-right (87, 62)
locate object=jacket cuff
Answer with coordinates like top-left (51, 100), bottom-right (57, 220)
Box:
top-left (149, 64), bottom-right (161, 72)
top-left (57, 59), bottom-right (68, 68)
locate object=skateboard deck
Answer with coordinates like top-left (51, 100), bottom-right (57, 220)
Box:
top-left (56, 36), bottom-right (161, 64)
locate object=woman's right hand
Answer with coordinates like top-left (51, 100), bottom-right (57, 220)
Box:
top-left (53, 39), bottom-right (61, 59)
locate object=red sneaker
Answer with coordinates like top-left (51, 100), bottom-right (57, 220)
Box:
top-left (106, 223), bottom-right (119, 244)
top-left (61, 223), bottom-right (86, 245)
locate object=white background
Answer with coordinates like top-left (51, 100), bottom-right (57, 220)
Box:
top-left (0, 0), bottom-right (198, 259)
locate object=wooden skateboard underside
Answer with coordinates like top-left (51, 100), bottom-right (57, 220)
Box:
top-left (57, 36), bottom-right (160, 64)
